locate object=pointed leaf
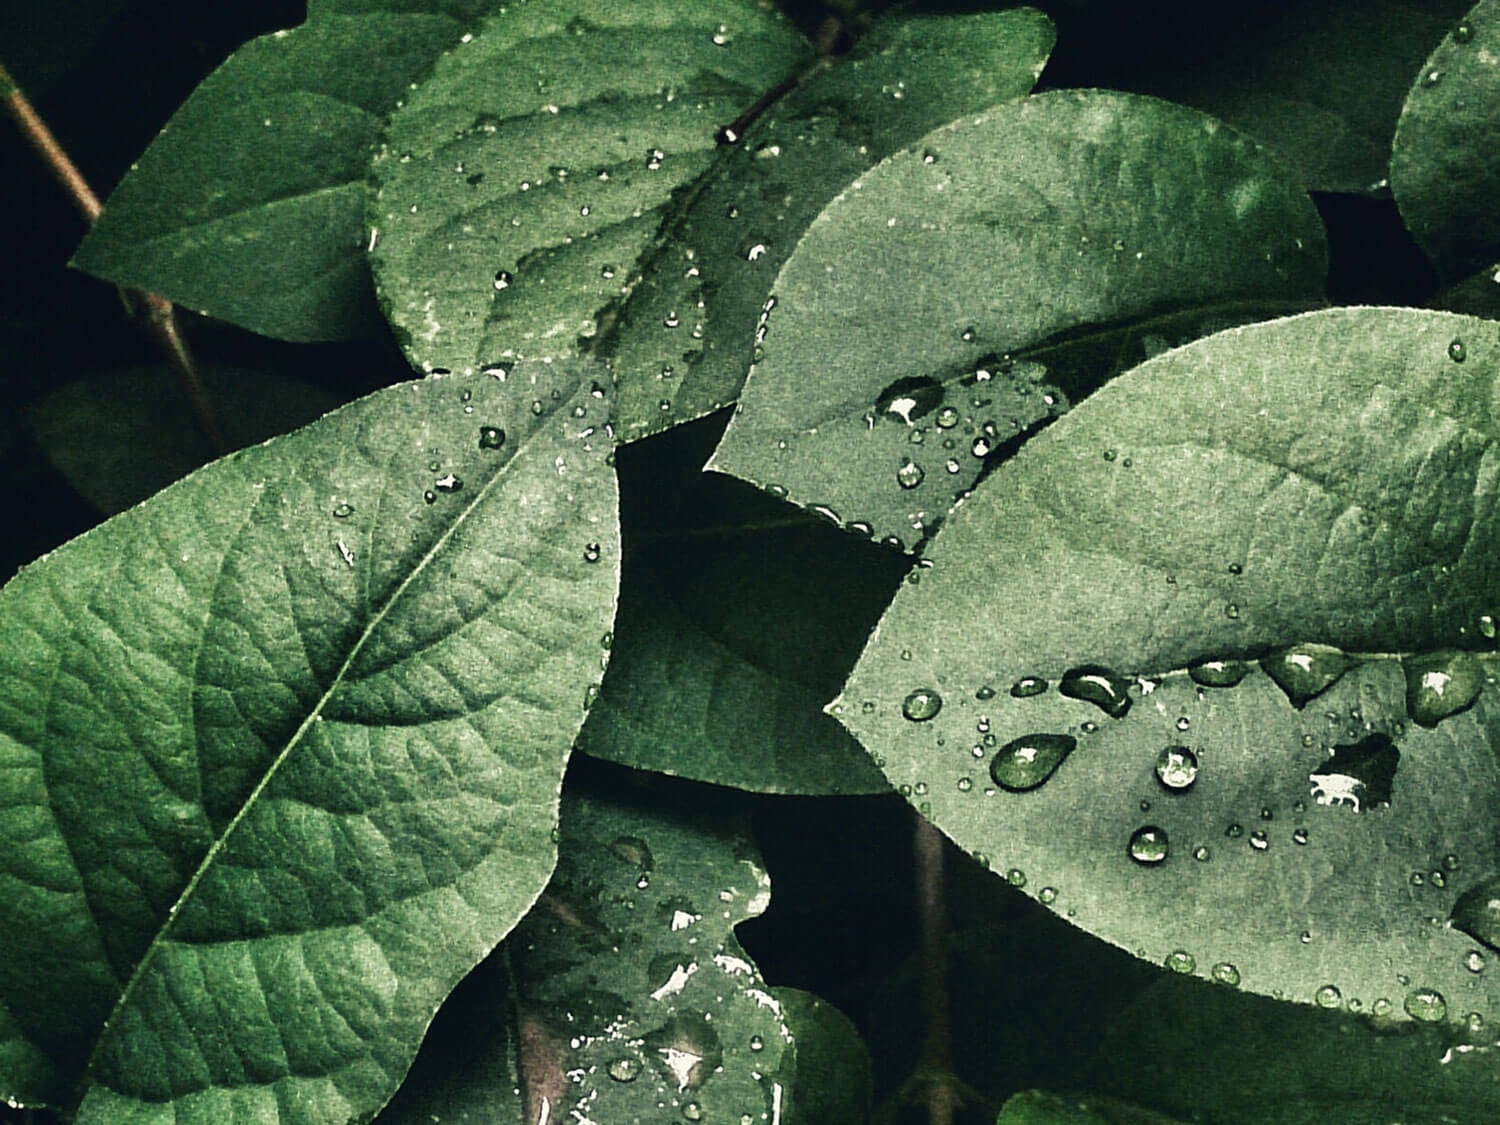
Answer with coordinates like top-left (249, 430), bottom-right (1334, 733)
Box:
top-left (773, 988), bottom-right (870, 1125)
top-left (836, 308), bottom-right (1500, 1027)
top-left (710, 90), bottom-right (1328, 549)
top-left (70, 0), bottom-right (491, 342)
top-left (0, 359), bottom-right (619, 1119)
top-left (605, 7), bottom-right (1056, 441)
top-left (368, 0), bottom-right (809, 376)
top-left (1391, 0), bottom-right (1500, 279)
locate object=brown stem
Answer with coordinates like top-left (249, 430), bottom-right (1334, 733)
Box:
top-left (914, 813), bottom-right (957, 1125)
top-left (1, 62), bottom-right (227, 454)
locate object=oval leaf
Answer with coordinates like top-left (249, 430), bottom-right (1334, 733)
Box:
top-left (709, 89), bottom-right (1328, 549)
top-left (605, 6), bottom-right (1056, 441)
top-left (368, 0), bottom-right (809, 376)
top-left (836, 308), bottom-right (1500, 1026)
top-left (0, 359), bottom-right (619, 1119)
top-left (1391, 0), bottom-right (1500, 279)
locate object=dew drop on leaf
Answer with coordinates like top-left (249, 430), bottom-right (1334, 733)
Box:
top-left (434, 473), bottom-right (462, 493)
top-left (1127, 825), bottom-right (1169, 865)
top-left (902, 689), bottom-right (943, 722)
top-left (1010, 676), bottom-right (1048, 698)
top-left (478, 425), bottom-right (506, 450)
top-left (1402, 649), bottom-right (1483, 727)
top-left (493, 269), bottom-right (513, 291)
top-left (1188, 658), bottom-right (1251, 687)
top-left (1212, 962), bottom-right (1240, 987)
top-left (1249, 830), bottom-right (1269, 851)
top-left (608, 1057), bottom-right (642, 1082)
top-left (1315, 985), bottom-right (1342, 1009)
top-left (1154, 746), bottom-right (1199, 791)
top-left (896, 459), bottom-right (925, 489)
top-left (1261, 643), bottom-right (1356, 708)
top-left (583, 542), bottom-right (602, 564)
top-left (1404, 988), bottom-right (1447, 1023)
top-left (1449, 338), bottom-right (1467, 362)
top-left (1455, 19), bottom-right (1475, 42)
top-left (989, 733), bottom-right (1076, 791)
top-left (1007, 868), bottom-right (1026, 888)
top-left (1059, 664), bottom-right (1132, 717)
top-left (331, 502), bottom-right (354, 518)
top-left (1165, 950), bottom-right (1196, 974)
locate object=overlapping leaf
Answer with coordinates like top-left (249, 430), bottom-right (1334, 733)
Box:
top-left (605, 6), bottom-right (1056, 441)
top-left (836, 308), bottom-right (1500, 1026)
top-left (0, 359), bottom-right (619, 1120)
top-left (71, 0), bottom-right (492, 342)
top-left (710, 90), bottom-right (1328, 548)
top-left (1391, 0), bottom-right (1500, 280)
top-left (368, 0), bottom-right (808, 377)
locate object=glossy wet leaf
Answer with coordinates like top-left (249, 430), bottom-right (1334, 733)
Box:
top-left (369, 0), bottom-right (808, 377)
top-left (837, 308), bottom-right (1500, 1026)
top-left (70, 0), bottom-right (491, 342)
top-left (28, 365), bottom-right (342, 514)
top-left (576, 418), bottom-right (901, 794)
top-left (997, 1090), bottom-right (1188, 1125)
top-left (1391, 0), bottom-right (1500, 280)
top-left (0, 358), bottom-right (619, 1118)
top-left (710, 90), bottom-right (1327, 548)
top-left (605, 6), bottom-right (1056, 441)
top-left (1091, 974), bottom-right (1500, 1124)
top-left (508, 786), bottom-right (791, 1125)
top-left (774, 988), bottom-right (870, 1125)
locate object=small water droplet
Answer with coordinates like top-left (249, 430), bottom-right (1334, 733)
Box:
top-left (902, 689), bottom-right (943, 722)
top-left (1404, 987), bottom-right (1447, 1023)
top-left (1422, 68), bottom-right (1443, 86)
top-left (332, 502), bottom-right (354, 518)
top-left (1465, 950), bottom-right (1486, 973)
top-left (1455, 19), bottom-right (1475, 42)
top-left (1315, 984), bottom-right (1342, 1009)
top-left (1292, 827), bottom-right (1309, 845)
top-left (1155, 746), bottom-right (1199, 791)
top-left (1189, 659), bottom-right (1251, 687)
top-left (990, 733), bottom-right (1076, 791)
top-left (478, 426), bottom-right (506, 450)
top-left (1039, 886), bottom-right (1058, 904)
top-left (1006, 868), bottom-right (1026, 888)
top-left (1449, 338), bottom-right (1467, 363)
top-left (1127, 825), bottom-right (1169, 865)
top-left (1193, 845), bottom-right (1211, 862)
top-left (1262, 643), bottom-right (1356, 708)
top-left (896, 459), bottom-right (925, 489)
top-left (976, 684), bottom-right (997, 701)
top-left (423, 490), bottom-right (437, 504)
top-left (434, 473), bottom-right (462, 493)
top-left (1403, 649), bottom-right (1483, 727)
top-left (1249, 830), bottom-right (1269, 851)
top-left (493, 269), bottom-right (513, 291)
top-left (682, 1102), bottom-right (703, 1121)
top-left (608, 1057), bottom-right (641, 1082)
top-left (1010, 676), bottom-right (1047, 698)
top-left (1059, 664), bottom-right (1132, 718)
top-left (1212, 962), bottom-right (1240, 987)
top-left (1226, 823), bottom-right (1243, 838)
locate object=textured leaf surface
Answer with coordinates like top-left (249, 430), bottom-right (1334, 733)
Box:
top-left (28, 366), bottom-right (342, 515)
top-left (509, 785), bottom-right (792, 1125)
top-left (71, 0), bottom-right (490, 342)
top-left (0, 359), bottom-right (619, 1119)
top-left (997, 1090), bottom-right (1187, 1125)
top-left (369, 0), bottom-right (808, 376)
top-left (710, 90), bottom-right (1327, 548)
top-left (773, 988), bottom-right (870, 1125)
top-left (606, 7), bottom-right (1055, 441)
top-left (1092, 975), bottom-right (1500, 1124)
top-left (1391, 0), bottom-right (1500, 279)
top-left (577, 418), bottom-right (901, 794)
top-left (837, 308), bottom-right (1500, 1026)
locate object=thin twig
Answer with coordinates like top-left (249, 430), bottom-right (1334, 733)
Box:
top-left (914, 813), bottom-right (958, 1125)
top-left (1, 62), bottom-right (227, 454)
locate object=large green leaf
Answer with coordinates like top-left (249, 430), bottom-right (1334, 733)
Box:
top-left (0, 359), bottom-right (619, 1119)
top-left (70, 0), bottom-right (492, 342)
top-left (773, 988), bottom-right (870, 1125)
top-left (576, 417), bottom-right (901, 794)
top-left (1391, 0), bottom-right (1500, 280)
top-left (709, 90), bottom-right (1328, 549)
top-left (835, 308), bottom-right (1500, 1026)
top-left (368, 0), bottom-right (809, 377)
top-left (604, 6), bottom-right (1056, 442)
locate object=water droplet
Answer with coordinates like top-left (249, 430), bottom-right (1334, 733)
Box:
top-left (1261, 643), bottom-right (1356, 708)
top-left (434, 473), bottom-right (462, 493)
top-left (1189, 659), bottom-right (1251, 688)
top-left (1451, 877), bottom-right (1500, 953)
top-left (1226, 823), bottom-right (1243, 838)
top-left (902, 689), bottom-right (943, 722)
top-left (479, 426), bottom-right (506, 450)
top-left (1465, 950), bottom-right (1486, 973)
top-left (896, 459), bottom-right (925, 489)
top-left (1315, 985), bottom-right (1342, 1009)
top-left (1127, 825), bottom-right (1169, 865)
top-left (332, 502), bottom-right (354, 518)
top-left (1446, 853), bottom-right (1462, 870)
top-left (956, 776), bottom-right (972, 792)
top-left (1455, 20), bottom-right (1475, 42)
top-left (1212, 962), bottom-right (1240, 987)
top-left (1422, 68), bottom-right (1443, 86)
top-left (1165, 950), bottom-right (1196, 974)
top-left (682, 1102), bottom-right (703, 1121)
top-left (990, 733), bottom-right (1076, 791)
top-left (1449, 338), bottom-right (1467, 363)
top-left (1058, 665), bottom-right (1132, 718)
top-left (1309, 732), bottom-right (1399, 812)
top-left (976, 684), bottom-right (997, 701)
top-left (1292, 827), bottom-right (1309, 845)
top-left (1249, 830), bottom-right (1269, 851)
top-left (1007, 868), bottom-right (1027, 888)
top-left (1193, 845), bottom-right (1211, 862)
top-left (1154, 746), bottom-right (1199, 791)
top-left (1404, 988), bottom-right (1447, 1023)
top-left (876, 376), bottom-right (943, 424)
top-left (1403, 649), bottom-right (1483, 727)
top-left (583, 542), bottom-right (602, 563)
top-left (608, 1057), bottom-right (641, 1082)
top-left (1009, 676), bottom-right (1048, 698)
top-left (423, 490), bottom-right (437, 504)
top-left (493, 269), bottom-right (513, 291)
top-left (1039, 886), bottom-right (1058, 904)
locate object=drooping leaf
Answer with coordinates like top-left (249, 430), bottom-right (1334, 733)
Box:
top-left (1391, 0), bottom-right (1500, 280)
top-left (70, 0), bottom-right (494, 342)
top-left (773, 988), bottom-right (870, 1125)
top-left (0, 359), bottom-right (619, 1119)
top-left (368, 0), bottom-right (809, 377)
top-left (605, 6), bottom-right (1056, 441)
top-left (1090, 974), bottom-right (1500, 1124)
top-left (996, 1090), bottom-right (1188, 1125)
top-left (28, 365), bottom-right (343, 514)
top-left (709, 90), bottom-right (1328, 549)
top-left (835, 308), bottom-right (1500, 1026)
top-left (576, 416), bottom-right (901, 794)
top-left (508, 783), bottom-right (793, 1125)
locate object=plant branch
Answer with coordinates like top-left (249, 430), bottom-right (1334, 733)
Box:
top-left (1, 62), bottom-right (227, 454)
top-left (914, 813), bottom-right (958, 1125)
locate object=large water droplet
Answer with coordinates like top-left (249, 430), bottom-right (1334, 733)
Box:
top-left (1058, 664), bottom-right (1132, 717)
top-left (1127, 825), bottom-right (1169, 865)
top-left (1188, 659), bottom-right (1251, 687)
top-left (493, 269), bottom-right (513, 291)
top-left (1449, 338), bottom-right (1467, 363)
top-left (1261, 643), bottom-right (1356, 708)
top-left (1315, 985), bottom-right (1342, 1009)
top-left (902, 689), bottom-right (943, 722)
top-left (479, 425), bottom-right (506, 450)
top-left (1211, 962), bottom-right (1240, 987)
top-left (1155, 746), bottom-right (1199, 791)
top-left (1308, 732), bottom-right (1399, 812)
top-left (896, 458), bottom-right (925, 489)
top-left (989, 733), bottom-right (1076, 791)
top-left (1451, 876), bottom-right (1500, 953)
top-left (1164, 950), bottom-right (1196, 974)
top-left (876, 376), bottom-right (943, 424)
top-left (1010, 676), bottom-right (1048, 698)
top-left (1404, 988), bottom-right (1447, 1023)
top-left (1402, 649), bottom-right (1483, 727)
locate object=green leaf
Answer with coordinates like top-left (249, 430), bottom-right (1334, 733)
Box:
top-left (1433, 261), bottom-right (1500, 320)
top-left (70, 0), bottom-right (491, 342)
top-left (1391, 0), bottom-right (1500, 280)
top-left (709, 89), bottom-right (1328, 549)
top-left (508, 783), bottom-right (792, 1125)
top-left (1091, 975), bottom-right (1500, 1124)
top-left (774, 988), bottom-right (870, 1125)
top-left (605, 7), bottom-right (1056, 441)
top-left (576, 417), bottom-right (901, 794)
top-left (835, 307), bottom-right (1500, 1026)
top-left (28, 365), bottom-right (343, 515)
top-left (0, 359), bottom-right (619, 1118)
top-left (997, 1090), bottom-right (1188, 1125)
top-left (368, 0), bottom-right (809, 377)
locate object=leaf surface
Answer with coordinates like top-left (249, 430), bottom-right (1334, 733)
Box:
top-left (996, 1090), bottom-right (1187, 1125)
top-left (773, 989), bottom-right (870, 1125)
top-left (710, 90), bottom-right (1328, 548)
top-left (836, 308), bottom-right (1500, 1026)
top-left (70, 0), bottom-right (490, 342)
top-left (0, 359), bottom-right (619, 1119)
top-left (368, 0), bottom-right (808, 377)
top-left (1391, 0), bottom-right (1500, 279)
top-left (605, 7), bottom-right (1055, 441)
